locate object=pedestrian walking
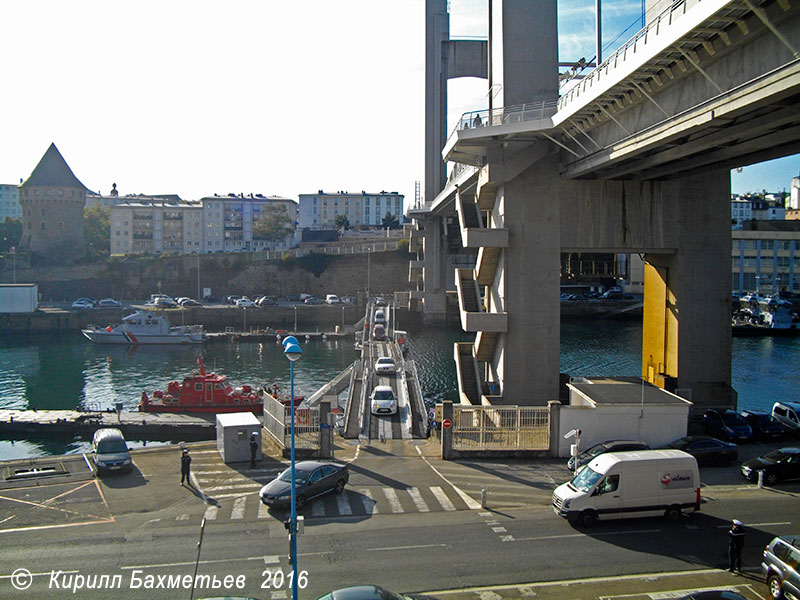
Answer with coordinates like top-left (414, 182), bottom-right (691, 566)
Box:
top-left (250, 432), bottom-right (259, 468)
top-left (180, 448), bottom-right (192, 486)
top-left (728, 519), bottom-right (746, 572)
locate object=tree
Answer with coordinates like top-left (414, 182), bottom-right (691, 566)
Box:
top-left (0, 217), bottom-right (22, 252)
top-left (252, 203), bottom-right (294, 247)
top-left (334, 214), bottom-right (350, 230)
top-left (83, 205), bottom-right (110, 256)
top-left (382, 211), bottom-right (400, 230)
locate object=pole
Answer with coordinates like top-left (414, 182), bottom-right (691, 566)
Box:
top-left (189, 517), bottom-right (207, 600)
top-left (294, 306), bottom-right (298, 333)
top-left (196, 252), bottom-right (200, 301)
top-left (289, 360), bottom-right (298, 600)
top-left (367, 249), bottom-right (371, 300)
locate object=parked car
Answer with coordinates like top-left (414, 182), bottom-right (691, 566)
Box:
top-left (224, 295), bottom-right (242, 305)
top-left (666, 435), bottom-right (738, 466)
top-left (177, 297), bottom-right (201, 307)
top-left (325, 294), bottom-right (340, 304)
top-left (370, 385), bottom-right (397, 415)
top-left (702, 409), bottom-right (753, 443)
top-left (91, 428), bottom-right (132, 474)
top-left (153, 297), bottom-right (178, 308)
top-left (256, 296), bottom-right (278, 306)
top-left (567, 439), bottom-right (650, 471)
top-left (741, 410), bottom-right (785, 440)
top-left (304, 296), bottom-right (322, 305)
top-left (675, 592), bottom-right (747, 600)
top-left (374, 309), bottom-right (386, 324)
top-left (600, 291), bottom-right (624, 300)
top-left (374, 297), bottom-right (387, 307)
top-left (741, 447), bottom-right (800, 485)
top-left (98, 298), bottom-right (121, 307)
top-left (236, 297), bottom-right (256, 307)
top-left (258, 460), bottom-right (349, 510)
top-left (374, 357), bottom-right (397, 375)
top-left (286, 294), bottom-right (302, 302)
top-left (71, 298), bottom-right (96, 309)
top-left (341, 295), bottom-right (356, 304)
top-left (315, 585), bottom-right (420, 600)
top-left (772, 401), bottom-right (800, 436)
top-left (761, 534), bottom-right (800, 600)
top-left (373, 323), bottom-right (386, 340)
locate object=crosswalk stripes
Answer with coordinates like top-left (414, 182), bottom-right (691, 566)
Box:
top-left (407, 487), bottom-right (430, 512)
top-left (257, 500), bottom-right (270, 519)
top-left (335, 492), bottom-right (352, 516)
top-left (430, 486), bottom-right (456, 511)
top-left (204, 506), bottom-right (218, 521)
top-left (358, 488), bottom-right (378, 514)
top-left (230, 497), bottom-right (246, 520)
top-left (382, 488), bottom-right (404, 513)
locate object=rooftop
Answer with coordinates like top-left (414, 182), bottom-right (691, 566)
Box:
top-left (568, 377), bottom-right (692, 406)
top-left (20, 143), bottom-right (89, 192)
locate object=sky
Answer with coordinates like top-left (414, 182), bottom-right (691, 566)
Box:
top-left (1, 0), bottom-right (797, 204)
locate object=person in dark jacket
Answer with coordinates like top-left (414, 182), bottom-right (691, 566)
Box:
top-left (250, 432), bottom-right (259, 468)
top-left (728, 519), bottom-right (745, 572)
top-left (180, 448), bottom-right (192, 486)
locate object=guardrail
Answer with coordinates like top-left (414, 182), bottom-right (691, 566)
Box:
top-left (452, 101), bottom-right (559, 137)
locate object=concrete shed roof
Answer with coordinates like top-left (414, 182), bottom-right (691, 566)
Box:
top-left (568, 377), bottom-right (692, 406)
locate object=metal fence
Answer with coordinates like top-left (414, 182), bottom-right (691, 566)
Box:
top-left (262, 395), bottom-right (320, 450)
top-left (452, 406), bottom-right (550, 451)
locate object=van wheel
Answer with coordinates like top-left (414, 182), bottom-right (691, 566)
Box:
top-left (767, 574), bottom-right (784, 599)
top-left (578, 510), bottom-right (598, 528)
top-left (665, 506), bottom-right (682, 521)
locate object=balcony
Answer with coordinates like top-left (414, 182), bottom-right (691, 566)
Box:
top-left (455, 268), bottom-right (507, 333)
top-left (454, 342), bottom-right (481, 405)
top-left (475, 330), bottom-right (500, 363)
top-left (456, 191), bottom-right (509, 250)
top-left (409, 260), bottom-right (424, 283)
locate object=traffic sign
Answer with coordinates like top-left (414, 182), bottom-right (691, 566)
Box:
top-left (442, 418), bottom-right (452, 429)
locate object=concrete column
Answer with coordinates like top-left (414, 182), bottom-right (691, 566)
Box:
top-left (499, 153), bottom-right (561, 405)
top-left (642, 170), bottom-right (733, 410)
top-left (421, 215), bottom-right (448, 323)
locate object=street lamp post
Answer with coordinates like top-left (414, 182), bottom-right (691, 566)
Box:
top-left (293, 305), bottom-right (298, 333)
top-left (196, 251), bottom-right (200, 301)
top-left (282, 336), bottom-right (303, 600)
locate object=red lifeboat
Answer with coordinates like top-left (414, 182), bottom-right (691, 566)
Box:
top-left (138, 356), bottom-right (263, 415)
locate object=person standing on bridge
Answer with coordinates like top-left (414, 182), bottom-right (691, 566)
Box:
top-left (180, 448), bottom-right (192, 486)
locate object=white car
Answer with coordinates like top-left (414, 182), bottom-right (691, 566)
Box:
top-left (236, 297), bottom-right (256, 307)
top-left (71, 299), bottom-right (95, 309)
top-left (370, 385), bottom-right (397, 415)
top-left (98, 298), bottom-right (122, 307)
top-left (374, 357), bottom-right (397, 375)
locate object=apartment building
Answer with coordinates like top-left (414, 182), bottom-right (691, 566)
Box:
top-left (297, 190), bottom-right (404, 230)
top-left (732, 223), bottom-right (800, 293)
top-left (0, 183), bottom-right (22, 221)
top-left (111, 200), bottom-right (203, 255)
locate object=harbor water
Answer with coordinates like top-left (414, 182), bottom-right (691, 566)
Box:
top-left (1, 319), bottom-right (797, 458)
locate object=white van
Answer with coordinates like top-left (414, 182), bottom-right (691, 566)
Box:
top-left (772, 401), bottom-right (800, 435)
top-left (325, 294), bottom-right (340, 305)
top-left (552, 449), bottom-right (700, 527)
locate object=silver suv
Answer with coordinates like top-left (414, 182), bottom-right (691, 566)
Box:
top-left (762, 534), bottom-right (800, 600)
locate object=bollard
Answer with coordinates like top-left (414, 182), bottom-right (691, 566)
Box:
top-left (758, 469), bottom-right (764, 489)
top-left (481, 488), bottom-right (487, 508)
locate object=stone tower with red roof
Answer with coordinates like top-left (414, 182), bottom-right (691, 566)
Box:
top-left (18, 143), bottom-right (89, 261)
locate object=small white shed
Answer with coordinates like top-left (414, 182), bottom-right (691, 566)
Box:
top-left (216, 412), bottom-right (262, 464)
top-left (556, 376), bottom-right (693, 457)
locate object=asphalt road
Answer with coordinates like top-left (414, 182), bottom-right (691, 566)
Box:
top-left (1, 439), bottom-right (798, 599)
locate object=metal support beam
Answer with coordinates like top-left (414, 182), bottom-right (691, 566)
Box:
top-left (541, 133), bottom-right (582, 158)
top-left (595, 102), bottom-right (632, 136)
top-left (675, 45), bottom-right (723, 93)
top-left (560, 126), bottom-right (590, 154)
top-left (743, 0), bottom-right (800, 59)
top-left (629, 80), bottom-right (670, 118)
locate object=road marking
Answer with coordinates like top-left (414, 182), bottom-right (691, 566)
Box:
top-left (203, 483), bottom-right (261, 492)
top-left (0, 515), bottom-right (16, 525)
top-left (264, 555), bottom-right (280, 564)
top-left (204, 506), bottom-right (218, 521)
top-left (430, 486), bottom-right (456, 511)
top-left (258, 501), bottom-right (270, 519)
top-left (414, 446), bottom-right (482, 510)
top-left (312, 500), bottom-right (326, 517)
top-left (176, 513), bottom-right (189, 521)
top-left (383, 488), bottom-right (404, 513)
top-left (491, 526), bottom-right (507, 533)
top-left (358, 489), bottom-right (378, 514)
top-left (408, 487), bottom-right (430, 512)
top-left (367, 543), bottom-right (447, 552)
top-left (0, 518), bottom-right (115, 534)
top-left (211, 492), bottom-right (251, 500)
top-left (230, 497), bottom-right (246, 520)
top-left (715, 521), bottom-right (791, 528)
top-left (336, 492), bottom-right (353, 516)
top-left (513, 529), bottom-right (660, 542)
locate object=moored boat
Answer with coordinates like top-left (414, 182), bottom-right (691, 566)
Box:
top-left (82, 310), bottom-right (206, 344)
top-left (732, 294), bottom-right (800, 336)
top-left (139, 357), bottom-right (263, 414)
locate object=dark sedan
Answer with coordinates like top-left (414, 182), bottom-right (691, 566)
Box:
top-left (666, 435), bottom-right (738, 466)
top-left (741, 447), bottom-right (800, 485)
top-left (259, 460), bottom-right (348, 509)
top-left (741, 410), bottom-right (785, 439)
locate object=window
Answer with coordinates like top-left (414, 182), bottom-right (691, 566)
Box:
top-left (598, 474), bottom-right (619, 494)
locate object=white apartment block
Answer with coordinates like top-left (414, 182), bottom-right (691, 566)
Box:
top-left (0, 183), bottom-right (22, 221)
top-left (731, 198), bottom-right (753, 228)
top-left (111, 201), bottom-right (203, 255)
top-left (732, 230), bottom-right (800, 293)
top-left (110, 194), bottom-right (298, 255)
top-left (297, 190), bottom-right (404, 230)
